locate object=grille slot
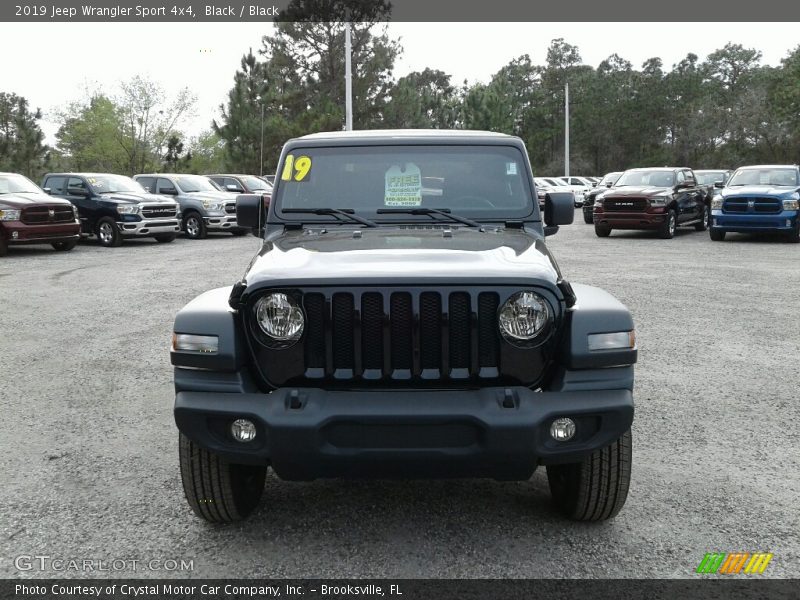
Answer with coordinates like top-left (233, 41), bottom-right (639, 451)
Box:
top-left (303, 293), bottom-right (326, 368)
top-left (361, 293), bottom-right (384, 370)
top-left (419, 292), bottom-right (442, 370)
top-left (478, 293), bottom-right (500, 367)
top-left (332, 293), bottom-right (355, 370)
top-left (390, 293), bottom-right (413, 370)
top-left (603, 198), bottom-right (648, 212)
top-left (448, 293), bottom-right (471, 370)
top-left (141, 205), bottom-right (177, 218)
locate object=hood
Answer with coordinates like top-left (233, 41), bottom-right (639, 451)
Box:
top-left (243, 227), bottom-right (561, 288)
top-left (0, 192), bottom-right (73, 207)
top-left (720, 185), bottom-right (799, 198)
top-left (603, 186), bottom-right (670, 198)
top-left (182, 190), bottom-right (233, 202)
top-left (98, 191), bottom-right (177, 205)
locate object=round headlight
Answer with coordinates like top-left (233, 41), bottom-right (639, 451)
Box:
top-left (498, 291), bottom-right (551, 344)
top-left (255, 293), bottom-right (304, 342)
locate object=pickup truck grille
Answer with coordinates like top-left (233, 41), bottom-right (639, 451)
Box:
top-left (301, 289), bottom-right (500, 380)
top-left (723, 198), bottom-right (781, 214)
top-left (20, 205), bottom-right (75, 225)
top-left (140, 205), bottom-right (177, 218)
top-left (603, 198), bottom-right (648, 212)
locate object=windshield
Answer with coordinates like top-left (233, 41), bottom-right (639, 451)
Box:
top-left (695, 171), bottom-right (727, 185)
top-left (616, 170), bottom-right (675, 187)
top-left (600, 172), bottom-right (622, 186)
top-left (274, 145), bottom-right (534, 221)
top-left (0, 174), bottom-right (41, 194)
top-left (241, 175), bottom-right (272, 191)
top-left (727, 168), bottom-right (799, 187)
top-left (175, 175), bottom-right (219, 193)
top-left (88, 175), bottom-right (145, 194)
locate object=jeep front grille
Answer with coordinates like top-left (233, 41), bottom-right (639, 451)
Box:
top-left (301, 289), bottom-right (501, 380)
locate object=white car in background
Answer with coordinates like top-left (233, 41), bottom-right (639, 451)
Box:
top-left (533, 177), bottom-right (576, 208)
top-left (554, 176), bottom-right (595, 206)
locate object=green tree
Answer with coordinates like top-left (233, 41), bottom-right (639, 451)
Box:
top-left (0, 92), bottom-right (49, 178)
top-left (383, 69), bottom-right (459, 128)
top-left (55, 94), bottom-right (129, 173)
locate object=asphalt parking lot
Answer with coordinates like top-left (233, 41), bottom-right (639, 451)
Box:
top-left (1, 220), bottom-right (798, 579)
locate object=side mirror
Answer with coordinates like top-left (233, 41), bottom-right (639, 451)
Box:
top-left (605, 182), bottom-right (613, 188)
top-left (544, 192), bottom-right (575, 236)
top-left (226, 184), bottom-right (243, 192)
top-left (160, 187), bottom-right (178, 196)
top-left (67, 187), bottom-right (88, 197)
top-left (714, 181), bottom-right (725, 188)
top-left (236, 193), bottom-right (265, 233)
top-left (43, 187), bottom-right (52, 194)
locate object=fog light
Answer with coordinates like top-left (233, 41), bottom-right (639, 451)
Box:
top-left (230, 419), bottom-right (257, 442)
top-left (550, 417), bottom-right (576, 441)
top-left (11, 231), bottom-right (19, 239)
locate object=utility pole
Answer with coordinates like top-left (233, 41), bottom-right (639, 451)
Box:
top-left (344, 19), bottom-right (353, 131)
top-left (256, 95), bottom-right (264, 175)
top-left (564, 82), bottom-right (569, 178)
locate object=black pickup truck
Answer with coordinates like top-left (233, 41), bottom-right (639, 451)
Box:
top-left (170, 130), bottom-right (637, 523)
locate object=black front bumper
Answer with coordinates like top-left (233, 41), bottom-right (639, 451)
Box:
top-left (175, 386), bottom-right (633, 481)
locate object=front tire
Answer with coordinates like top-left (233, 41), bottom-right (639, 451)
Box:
top-left (179, 433), bottom-right (266, 523)
top-left (695, 205), bottom-right (709, 231)
top-left (583, 210), bottom-right (593, 224)
top-left (546, 429), bottom-right (632, 521)
top-left (710, 228), bottom-right (726, 241)
top-left (183, 213), bottom-right (207, 240)
top-left (594, 223), bottom-right (611, 237)
top-left (154, 233), bottom-right (176, 243)
top-left (658, 209), bottom-right (677, 239)
top-left (96, 217), bottom-right (123, 247)
top-left (786, 222), bottom-right (800, 243)
top-left (0, 233), bottom-right (8, 257)
top-left (52, 240), bottom-right (78, 252)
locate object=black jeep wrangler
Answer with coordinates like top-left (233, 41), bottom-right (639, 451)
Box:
top-left (171, 130), bottom-right (637, 523)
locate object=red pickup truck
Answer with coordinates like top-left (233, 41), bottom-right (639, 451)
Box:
top-left (0, 172), bottom-right (80, 256)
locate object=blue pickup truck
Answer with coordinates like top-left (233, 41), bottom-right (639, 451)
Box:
top-left (710, 165), bottom-right (800, 243)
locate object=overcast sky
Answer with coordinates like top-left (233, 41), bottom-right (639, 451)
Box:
top-left (2, 22), bottom-right (798, 145)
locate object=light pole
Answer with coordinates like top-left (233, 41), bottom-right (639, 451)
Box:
top-left (344, 18), bottom-right (353, 130)
top-left (564, 82), bottom-right (570, 178)
top-left (256, 95), bottom-right (264, 175)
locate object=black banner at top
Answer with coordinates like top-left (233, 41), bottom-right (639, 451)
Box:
top-left (2, 0), bottom-right (800, 22)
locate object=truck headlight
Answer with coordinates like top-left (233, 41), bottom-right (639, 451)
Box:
top-left (0, 206), bottom-right (22, 221)
top-left (255, 293), bottom-right (304, 343)
top-left (202, 200), bottom-right (225, 214)
top-left (649, 195), bottom-right (670, 206)
top-left (782, 199), bottom-right (799, 210)
top-left (498, 291), bottom-right (551, 344)
top-left (116, 204), bottom-right (139, 214)
top-left (711, 196), bottom-right (724, 210)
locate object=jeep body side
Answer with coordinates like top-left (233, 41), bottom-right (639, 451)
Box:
top-left (43, 173), bottom-right (180, 247)
top-left (709, 165), bottom-right (800, 243)
top-left (134, 173), bottom-right (249, 239)
top-left (593, 167), bottom-right (709, 239)
top-left (170, 130), bottom-right (637, 523)
top-left (0, 172), bottom-right (80, 256)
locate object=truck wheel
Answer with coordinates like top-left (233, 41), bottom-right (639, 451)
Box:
top-left (183, 213), bottom-right (207, 240)
top-left (51, 240), bottom-right (78, 252)
top-left (96, 217), bottom-right (123, 247)
top-left (658, 210), bottom-right (677, 239)
top-left (594, 224), bottom-right (611, 237)
top-left (695, 206), bottom-right (709, 231)
top-left (179, 433), bottom-right (266, 523)
top-left (710, 228), bottom-right (726, 242)
top-left (546, 429), bottom-right (632, 521)
top-left (154, 233), bottom-right (176, 243)
top-left (583, 210), bottom-right (593, 224)
top-left (0, 233), bottom-right (8, 257)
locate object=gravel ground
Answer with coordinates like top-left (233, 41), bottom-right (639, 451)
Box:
top-left (1, 221), bottom-right (798, 579)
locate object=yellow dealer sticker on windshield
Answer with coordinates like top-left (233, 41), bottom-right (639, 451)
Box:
top-left (385, 163), bottom-right (422, 207)
top-left (281, 155), bottom-right (312, 182)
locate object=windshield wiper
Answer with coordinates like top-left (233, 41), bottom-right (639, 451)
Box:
top-left (282, 208), bottom-right (378, 227)
top-left (376, 207), bottom-right (483, 229)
